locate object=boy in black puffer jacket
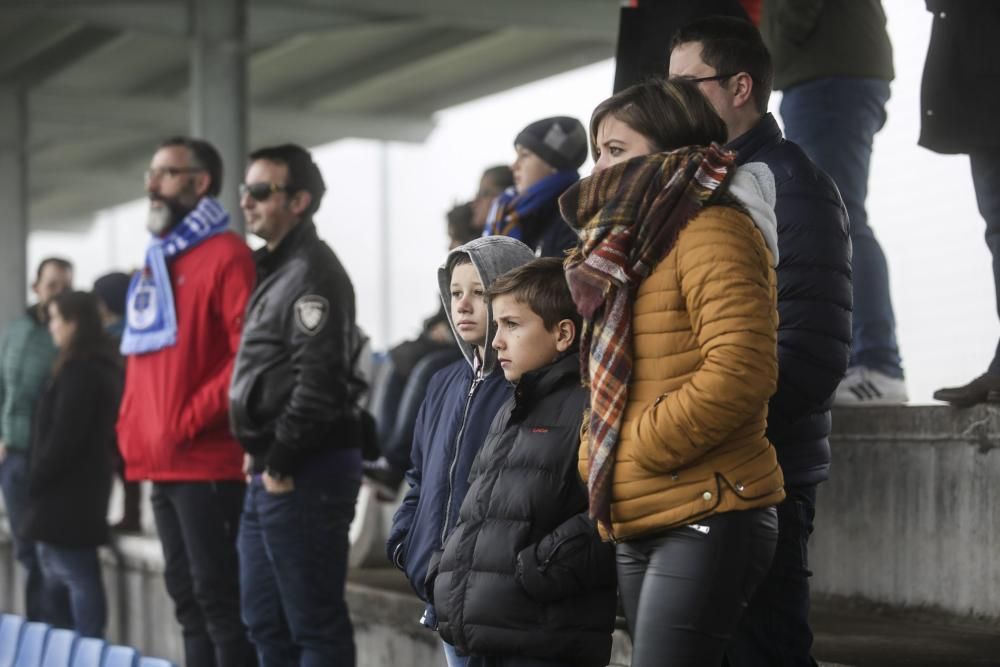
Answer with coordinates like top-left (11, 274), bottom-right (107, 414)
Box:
top-left (430, 258), bottom-right (616, 667)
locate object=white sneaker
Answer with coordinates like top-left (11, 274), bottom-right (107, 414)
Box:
top-left (834, 366), bottom-right (908, 406)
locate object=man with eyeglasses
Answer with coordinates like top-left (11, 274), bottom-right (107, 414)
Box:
top-left (117, 137), bottom-right (256, 666)
top-left (670, 17), bottom-right (850, 667)
top-left (229, 144), bottom-right (364, 665)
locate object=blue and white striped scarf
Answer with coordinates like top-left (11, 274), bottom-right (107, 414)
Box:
top-left (120, 197), bottom-right (230, 356)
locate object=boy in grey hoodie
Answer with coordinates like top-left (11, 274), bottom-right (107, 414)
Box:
top-left (387, 236), bottom-right (535, 666)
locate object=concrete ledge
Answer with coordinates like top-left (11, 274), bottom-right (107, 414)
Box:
top-left (816, 404), bottom-right (1000, 619)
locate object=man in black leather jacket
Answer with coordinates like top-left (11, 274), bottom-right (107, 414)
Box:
top-left (671, 18), bottom-right (851, 667)
top-left (229, 143), bottom-right (363, 665)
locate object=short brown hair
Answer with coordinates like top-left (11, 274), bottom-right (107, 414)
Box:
top-left (488, 257), bottom-right (580, 332)
top-left (589, 78), bottom-right (727, 160)
top-left (672, 16), bottom-right (773, 115)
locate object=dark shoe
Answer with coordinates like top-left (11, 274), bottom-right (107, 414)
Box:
top-left (362, 456), bottom-right (405, 500)
top-left (111, 517), bottom-right (142, 534)
top-left (933, 372), bottom-right (1000, 407)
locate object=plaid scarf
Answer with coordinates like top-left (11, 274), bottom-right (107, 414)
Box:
top-left (560, 144), bottom-right (736, 533)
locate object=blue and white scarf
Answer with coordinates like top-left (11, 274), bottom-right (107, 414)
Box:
top-left (483, 170), bottom-right (579, 241)
top-left (120, 197), bottom-right (230, 356)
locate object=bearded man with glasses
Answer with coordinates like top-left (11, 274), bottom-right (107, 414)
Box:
top-left (229, 143), bottom-right (365, 666)
top-left (117, 136), bottom-right (256, 667)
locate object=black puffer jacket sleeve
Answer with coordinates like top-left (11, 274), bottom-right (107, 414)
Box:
top-left (515, 511), bottom-right (615, 603)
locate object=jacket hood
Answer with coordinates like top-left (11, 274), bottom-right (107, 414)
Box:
top-left (438, 236), bottom-right (536, 374)
top-left (727, 162), bottom-right (779, 266)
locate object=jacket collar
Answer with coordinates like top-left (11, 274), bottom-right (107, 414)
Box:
top-left (726, 112), bottom-right (783, 166)
top-left (513, 350), bottom-right (580, 405)
top-left (254, 218), bottom-right (317, 274)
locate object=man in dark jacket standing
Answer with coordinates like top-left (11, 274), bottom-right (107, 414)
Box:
top-left (229, 144), bottom-right (363, 665)
top-left (670, 17), bottom-right (851, 666)
top-left (922, 1), bottom-right (1000, 406)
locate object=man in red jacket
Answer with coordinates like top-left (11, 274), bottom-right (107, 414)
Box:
top-left (117, 137), bottom-right (256, 667)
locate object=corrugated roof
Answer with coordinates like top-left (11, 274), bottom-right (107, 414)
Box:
top-left (0, 0), bottom-right (616, 229)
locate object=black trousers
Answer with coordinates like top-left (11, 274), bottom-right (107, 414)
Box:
top-left (152, 481), bottom-right (255, 667)
top-left (725, 485), bottom-right (819, 667)
top-left (468, 657), bottom-right (575, 667)
top-left (617, 506), bottom-right (778, 667)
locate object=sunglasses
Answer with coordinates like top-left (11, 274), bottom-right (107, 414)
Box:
top-left (239, 182), bottom-right (290, 202)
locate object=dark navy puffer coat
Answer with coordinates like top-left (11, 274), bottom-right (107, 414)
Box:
top-left (729, 113), bottom-right (852, 486)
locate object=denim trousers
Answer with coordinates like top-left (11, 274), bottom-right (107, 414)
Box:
top-left (725, 486), bottom-right (819, 667)
top-left (36, 542), bottom-right (106, 638)
top-left (616, 506), bottom-right (779, 667)
top-left (781, 77), bottom-right (903, 378)
top-left (151, 481), bottom-right (254, 667)
top-left (970, 152), bottom-right (1000, 374)
top-left (238, 471), bottom-right (360, 667)
top-left (0, 450), bottom-right (70, 625)
top-left (443, 641), bottom-right (470, 667)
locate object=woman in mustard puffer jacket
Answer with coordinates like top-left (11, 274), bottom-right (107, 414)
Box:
top-left (562, 79), bottom-right (785, 667)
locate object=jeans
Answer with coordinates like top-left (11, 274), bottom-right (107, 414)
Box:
top-left (238, 469), bottom-right (360, 666)
top-left (443, 640), bottom-right (469, 667)
top-left (151, 481), bottom-right (254, 667)
top-left (0, 449), bottom-right (70, 624)
top-left (780, 77), bottom-right (903, 378)
top-left (970, 152), bottom-right (1000, 374)
top-left (616, 507), bottom-right (779, 667)
top-left (725, 486), bottom-right (819, 667)
top-left (36, 543), bottom-right (106, 638)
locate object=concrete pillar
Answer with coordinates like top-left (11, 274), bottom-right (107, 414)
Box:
top-left (0, 85), bottom-right (28, 330)
top-left (190, 0), bottom-right (247, 233)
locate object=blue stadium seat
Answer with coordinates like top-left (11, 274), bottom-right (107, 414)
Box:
top-left (12, 622), bottom-right (49, 667)
top-left (136, 659), bottom-right (175, 667)
top-left (0, 615), bottom-right (25, 667)
top-left (98, 646), bottom-right (136, 667)
top-left (68, 638), bottom-right (104, 667)
top-left (40, 629), bottom-right (78, 667)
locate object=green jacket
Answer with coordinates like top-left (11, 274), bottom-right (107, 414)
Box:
top-left (761, 0), bottom-right (894, 91)
top-left (0, 308), bottom-right (58, 452)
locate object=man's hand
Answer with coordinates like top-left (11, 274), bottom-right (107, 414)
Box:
top-left (0, 441), bottom-right (7, 465)
top-left (262, 471), bottom-right (295, 495)
top-left (242, 454), bottom-right (254, 483)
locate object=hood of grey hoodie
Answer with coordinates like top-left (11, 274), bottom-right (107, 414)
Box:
top-left (437, 236), bottom-right (537, 375)
top-left (727, 161), bottom-right (779, 267)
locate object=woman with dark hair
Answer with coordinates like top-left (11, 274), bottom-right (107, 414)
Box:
top-left (22, 290), bottom-right (121, 638)
top-left (563, 79), bottom-right (784, 666)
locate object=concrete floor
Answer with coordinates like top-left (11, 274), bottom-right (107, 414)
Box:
top-left (811, 596), bottom-right (1000, 666)
top-left (349, 568), bottom-right (1000, 667)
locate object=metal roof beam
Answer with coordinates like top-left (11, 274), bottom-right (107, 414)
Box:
top-left (30, 89), bottom-right (435, 143)
top-left (1, 1), bottom-right (189, 37)
top-left (0, 19), bottom-right (81, 77)
top-left (254, 0), bottom-right (618, 39)
top-left (269, 26), bottom-right (490, 107)
top-left (3, 25), bottom-right (121, 87)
